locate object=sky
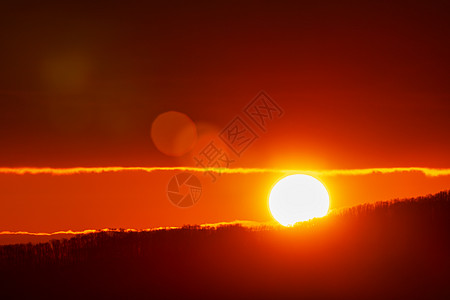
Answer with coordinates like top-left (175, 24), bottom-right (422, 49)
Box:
top-left (0, 0), bottom-right (449, 237)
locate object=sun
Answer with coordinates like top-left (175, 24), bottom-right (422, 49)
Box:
top-left (269, 174), bottom-right (330, 226)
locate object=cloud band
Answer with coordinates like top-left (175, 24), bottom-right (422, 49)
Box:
top-left (0, 166), bottom-right (449, 177)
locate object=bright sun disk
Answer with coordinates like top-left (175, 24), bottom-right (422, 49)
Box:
top-left (269, 174), bottom-right (330, 226)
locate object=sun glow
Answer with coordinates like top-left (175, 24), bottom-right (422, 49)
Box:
top-left (269, 174), bottom-right (330, 226)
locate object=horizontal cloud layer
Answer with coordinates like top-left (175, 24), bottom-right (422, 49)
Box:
top-left (0, 166), bottom-right (449, 177)
top-left (0, 220), bottom-right (270, 237)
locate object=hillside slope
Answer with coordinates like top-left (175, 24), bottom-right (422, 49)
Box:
top-left (1, 191), bottom-right (449, 299)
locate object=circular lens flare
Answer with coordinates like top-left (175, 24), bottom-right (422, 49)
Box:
top-left (151, 111), bottom-right (197, 157)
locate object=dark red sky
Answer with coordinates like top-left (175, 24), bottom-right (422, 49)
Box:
top-left (0, 1), bottom-right (450, 237)
top-left (0, 0), bottom-right (449, 169)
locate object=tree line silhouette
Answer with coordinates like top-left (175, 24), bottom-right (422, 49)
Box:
top-left (1, 190), bottom-right (449, 299)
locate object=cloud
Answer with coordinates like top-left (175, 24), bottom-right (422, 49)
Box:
top-left (0, 220), bottom-right (269, 237)
top-left (0, 166), bottom-right (449, 177)
top-left (0, 229), bottom-right (99, 236)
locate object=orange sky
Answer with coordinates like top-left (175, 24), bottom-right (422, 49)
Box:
top-left (0, 1), bottom-right (449, 238)
top-left (0, 168), bottom-right (449, 234)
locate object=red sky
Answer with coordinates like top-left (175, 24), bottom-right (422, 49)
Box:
top-left (0, 0), bottom-right (449, 237)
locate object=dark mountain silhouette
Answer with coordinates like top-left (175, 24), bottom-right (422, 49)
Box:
top-left (1, 190), bottom-right (449, 299)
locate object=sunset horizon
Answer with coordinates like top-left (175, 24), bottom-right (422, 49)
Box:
top-left (1, 0), bottom-right (449, 299)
